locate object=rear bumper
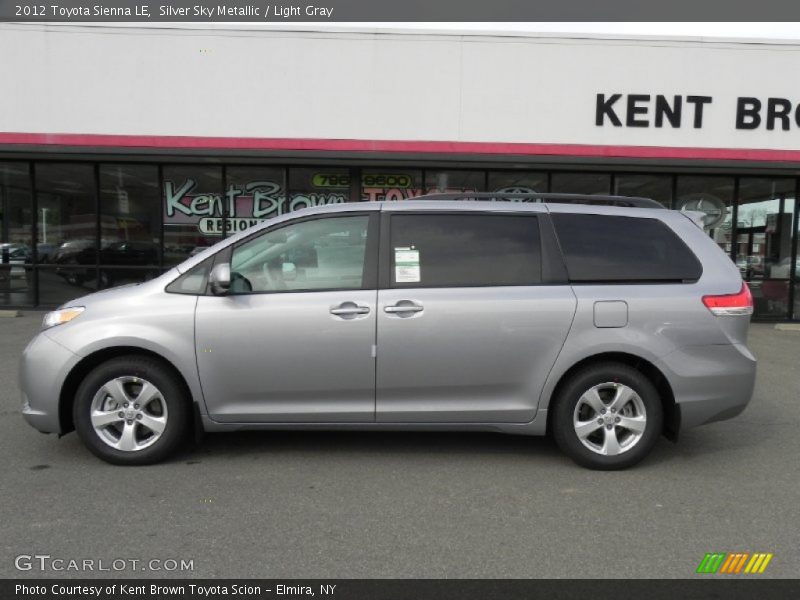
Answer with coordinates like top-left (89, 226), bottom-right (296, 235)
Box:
top-left (656, 343), bottom-right (757, 429)
top-left (19, 331), bottom-right (81, 434)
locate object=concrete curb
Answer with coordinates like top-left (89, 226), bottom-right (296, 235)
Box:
top-left (0, 310), bottom-right (20, 318)
top-left (775, 323), bottom-right (800, 332)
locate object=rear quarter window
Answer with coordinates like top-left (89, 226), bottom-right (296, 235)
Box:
top-left (551, 213), bottom-right (702, 283)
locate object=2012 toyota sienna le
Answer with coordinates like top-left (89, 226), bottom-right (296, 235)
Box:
top-left (20, 194), bottom-right (757, 470)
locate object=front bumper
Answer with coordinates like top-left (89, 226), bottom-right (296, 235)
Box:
top-left (656, 343), bottom-right (757, 430)
top-left (20, 331), bottom-right (81, 434)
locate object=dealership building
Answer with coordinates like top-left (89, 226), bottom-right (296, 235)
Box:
top-left (0, 23), bottom-right (799, 319)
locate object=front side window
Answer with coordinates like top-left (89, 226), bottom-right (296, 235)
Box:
top-left (552, 213), bottom-right (702, 283)
top-left (389, 214), bottom-right (542, 288)
top-left (229, 215), bottom-right (369, 293)
top-left (166, 257), bottom-right (212, 295)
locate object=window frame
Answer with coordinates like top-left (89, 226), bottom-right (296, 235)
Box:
top-left (378, 210), bottom-right (567, 290)
top-left (204, 211), bottom-right (379, 297)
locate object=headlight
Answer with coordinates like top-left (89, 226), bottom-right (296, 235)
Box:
top-left (42, 307), bottom-right (85, 330)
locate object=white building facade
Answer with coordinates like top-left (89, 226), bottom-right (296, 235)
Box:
top-left (0, 24), bottom-right (798, 318)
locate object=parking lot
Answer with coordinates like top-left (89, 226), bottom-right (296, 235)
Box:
top-left (1, 312), bottom-right (798, 579)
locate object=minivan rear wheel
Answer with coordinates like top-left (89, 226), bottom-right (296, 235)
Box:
top-left (552, 363), bottom-right (663, 470)
top-left (73, 356), bottom-right (189, 465)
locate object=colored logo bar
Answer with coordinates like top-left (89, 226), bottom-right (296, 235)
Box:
top-left (697, 552), bottom-right (773, 574)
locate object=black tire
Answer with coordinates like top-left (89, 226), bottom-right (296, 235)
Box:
top-left (552, 362), bottom-right (663, 470)
top-left (73, 355), bottom-right (190, 465)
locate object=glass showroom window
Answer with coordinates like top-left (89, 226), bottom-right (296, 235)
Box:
top-left (98, 164), bottom-right (161, 288)
top-left (226, 167), bottom-right (286, 232)
top-left (289, 167), bottom-right (351, 211)
top-left (796, 288), bottom-right (800, 323)
top-left (675, 175), bottom-right (735, 258)
top-left (488, 171), bottom-right (548, 197)
top-left (0, 162), bottom-right (33, 306)
top-left (550, 172), bottom-right (611, 195)
top-left (737, 177), bottom-right (796, 320)
top-left (361, 169), bottom-right (423, 201)
top-left (36, 163), bottom-right (98, 306)
top-left (614, 174), bottom-right (673, 207)
top-left (424, 170), bottom-right (484, 194)
top-left (163, 166), bottom-right (223, 266)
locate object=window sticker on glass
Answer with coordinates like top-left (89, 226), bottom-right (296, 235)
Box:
top-left (394, 247), bottom-right (421, 283)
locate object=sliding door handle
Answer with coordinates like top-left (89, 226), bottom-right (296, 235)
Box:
top-left (330, 303), bottom-right (370, 317)
top-left (384, 302), bottom-right (424, 314)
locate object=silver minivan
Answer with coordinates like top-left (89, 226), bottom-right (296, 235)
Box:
top-left (20, 194), bottom-right (756, 469)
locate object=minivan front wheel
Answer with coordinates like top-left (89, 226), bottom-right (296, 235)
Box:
top-left (73, 356), bottom-right (189, 465)
top-left (552, 363), bottom-right (663, 470)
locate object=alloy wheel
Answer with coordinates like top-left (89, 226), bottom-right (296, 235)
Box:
top-left (89, 376), bottom-right (168, 452)
top-left (572, 382), bottom-right (647, 456)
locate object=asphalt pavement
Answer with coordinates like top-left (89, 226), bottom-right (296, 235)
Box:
top-left (1, 313), bottom-right (798, 579)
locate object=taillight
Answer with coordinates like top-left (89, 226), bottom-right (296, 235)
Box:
top-left (702, 282), bottom-right (754, 316)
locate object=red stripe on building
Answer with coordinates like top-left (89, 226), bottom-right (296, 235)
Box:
top-left (1, 132), bottom-right (800, 163)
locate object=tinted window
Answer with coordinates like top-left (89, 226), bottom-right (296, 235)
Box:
top-left (552, 213), bottom-right (702, 282)
top-left (230, 215), bottom-right (369, 293)
top-left (389, 214), bottom-right (541, 287)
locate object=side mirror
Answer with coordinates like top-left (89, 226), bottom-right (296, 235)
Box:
top-left (209, 262), bottom-right (231, 295)
top-left (282, 261), bottom-right (297, 281)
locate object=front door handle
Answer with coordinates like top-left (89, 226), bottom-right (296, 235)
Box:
top-left (384, 301), bottom-right (424, 314)
top-left (330, 302), bottom-right (370, 317)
